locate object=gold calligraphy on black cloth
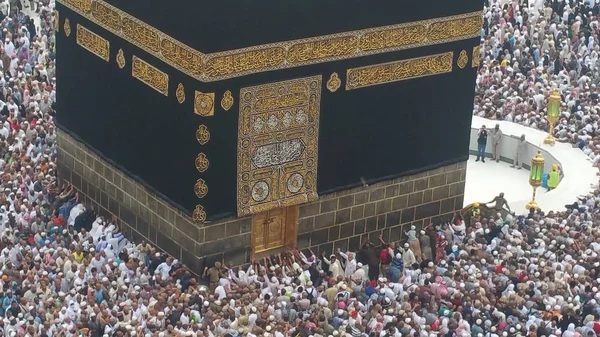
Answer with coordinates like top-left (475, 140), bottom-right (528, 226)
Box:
top-left (57, 0), bottom-right (482, 82)
top-left (75, 24), bottom-right (110, 62)
top-left (131, 55), bottom-right (169, 96)
top-left (345, 52), bottom-right (454, 90)
top-left (237, 75), bottom-right (322, 216)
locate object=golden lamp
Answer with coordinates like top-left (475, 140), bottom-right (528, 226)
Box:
top-left (544, 89), bottom-right (561, 145)
top-left (526, 150), bottom-right (545, 210)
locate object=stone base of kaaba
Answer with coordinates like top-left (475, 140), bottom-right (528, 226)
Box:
top-left (57, 128), bottom-right (466, 273)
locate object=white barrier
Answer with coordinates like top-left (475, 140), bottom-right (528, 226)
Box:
top-left (469, 116), bottom-right (598, 213)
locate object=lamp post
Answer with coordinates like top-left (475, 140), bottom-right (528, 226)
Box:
top-left (526, 150), bottom-right (545, 210)
top-left (544, 89), bottom-right (561, 145)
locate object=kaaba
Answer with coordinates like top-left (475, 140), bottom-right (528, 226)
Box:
top-left (55, 0), bottom-right (482, 269)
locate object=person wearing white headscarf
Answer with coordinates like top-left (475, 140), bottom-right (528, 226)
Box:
top-left (562, 323), bottom-right (576, 337)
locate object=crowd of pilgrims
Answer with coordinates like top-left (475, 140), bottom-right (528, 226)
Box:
top-left (2, 0), bottom-right (600, 336)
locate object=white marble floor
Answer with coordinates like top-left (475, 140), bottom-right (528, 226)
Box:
top-left (464, 155), bottom-right (539, 212)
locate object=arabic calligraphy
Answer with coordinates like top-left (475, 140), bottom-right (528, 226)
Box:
top-left (472, 45), bottom-right (481, 68)
top-left (175, 83), bottom-right (185, 104)
top-left (192, 205), bottom-right (206, 224)
top-left (116, 49), bottom-right (125, 69)
top-left (221, 90), bottom-right (233, 111)
top-left (160, 39), bottom-right (203, 79)
top-left (63, 0), bottom-right (92, 13)
top-left (359, 25), bottom-right (427, 51)
top-left (237, 75), bottom-right (322, 217)
top-left (55, 10), bottom-right (59, 32)
top-left (204, 48), bottom-right (286, 78)
top-left (252, 139), bottom-right (306, 168)
top-left (287, 36), bottom-right (357, 64)
top-left (254, 93), bottom-right (307, 113)
top-left (56, 0), bottom-right (482, 81)
top-left (64, 18), bottom-right (71, 37)
top-left (457, 50), bottom-right (468, 69)
top-left (131, 55), bottom-right (169, 96)
top-left (90, 1), bottom-right (121, 32)
top-left (326, 72), bottom-right (341, 92)
top-left (345, 52), bottom-right (454, 90)
top-left (122, 16), bottom-right (161, 53)
top-left (76, 24), bottom-right (110, 62)
top-left (428, 15), bottom-right (483, 42)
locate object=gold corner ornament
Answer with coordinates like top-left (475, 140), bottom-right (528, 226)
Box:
top-left (192, 205), bottom-right (206, 224)
top-left (221, 90), bottom-right (234, 111)
top-left (457, 50), bottom-right (468, 69)
top-left (55, 9), bottom-right (59, 32)
top-left (326, 72), bottom-right (341, 92)
top-left (176, 83), bottom-right (185, 104)
top-left (116, 49), bottom-right (125, 69)
top-left (64, 18), bottom-right (71, 37)
top-left (196, 124), bottom-right (210, 145)
top-left (194, 91), bottom-right (215, 116)
top-left (194, 179), bottom-right (208, 198)
top-left (195, 152), bottom-right (209, 173)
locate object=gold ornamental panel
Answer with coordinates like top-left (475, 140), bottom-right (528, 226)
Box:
top-left (345, 52), bottom-right (454, 90)
top-left (116, 49), bottom-right (125, 69)
top-left (192, 205), bottom-right (206, 224)
top-left (237, 75), bottom-right (322, 217)
top-left (176, 83), bottom-right (185, 104)
top-left (196, 125), bottom-right (210, 145)
top-left (472, 45), bottom-right (480, 68)
top-left (194, 91), bottom-right (215, 116)
top-left (55, 10), bottom-right (59, 32)
top-left (221, 90), bottom-right (234, 111)
top-left (76, 24), bottom-right (110, 62)
top-left (195, 153), bottom-right (209, 173)
top-left (57, 0), bottom-right (482, 82)
top-left (194, 179), bottom-right (208, 199)
top-left (326, 72), bottom-right (341, 92)
top-left (131, 55), bottom-right (169, 96)
top-left (64, 18), bottom-right (71, 37)
top-left (457, 50), bottom-right (468, 69)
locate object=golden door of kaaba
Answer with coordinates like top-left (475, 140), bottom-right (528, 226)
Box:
top-left (251, 206), bottom-right (298, 255)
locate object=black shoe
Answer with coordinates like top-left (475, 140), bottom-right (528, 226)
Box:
top-left (482, 159), bottom-right (486, 163)
top-left (476, 158), bottom-right (480, 162)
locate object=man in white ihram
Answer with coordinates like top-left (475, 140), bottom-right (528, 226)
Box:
top-left (155, 257), bottom-right (173, 281)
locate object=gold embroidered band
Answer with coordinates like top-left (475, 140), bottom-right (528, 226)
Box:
top-left (58, 0), bottom-right (482, 82)
top-left (345, 52), bottom-right (454, 90)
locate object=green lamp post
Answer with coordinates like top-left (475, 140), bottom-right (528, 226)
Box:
top-left (544, 89), bottom-right (561, 145)
top-left (526, 150), bottom-right (545, 210)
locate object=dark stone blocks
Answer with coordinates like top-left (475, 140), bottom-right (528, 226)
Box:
top-left (59, 128), bottom-right (467, 267)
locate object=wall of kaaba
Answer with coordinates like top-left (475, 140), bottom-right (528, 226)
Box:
top-left (55, 0), bottom-right (481, 268)
top-left (57, 130), bottom-right (466, 271)
top-left (56, 0), bottom-right (482, 222)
